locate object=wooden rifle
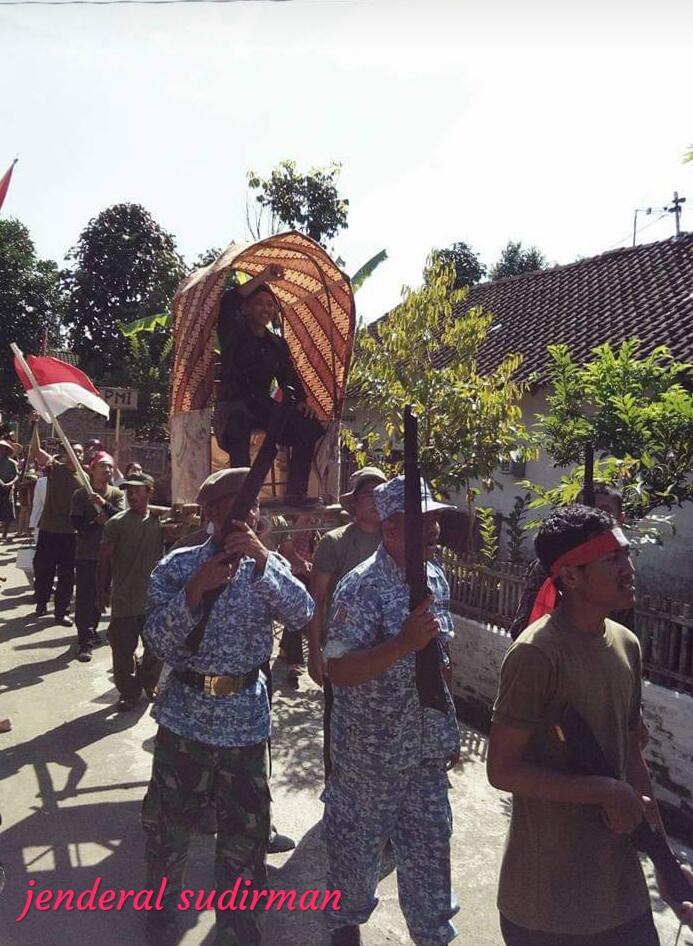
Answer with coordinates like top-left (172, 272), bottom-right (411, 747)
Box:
top-left (556, 704), bottom-right (692, 905)
top-left (403, 405), bottom-right (449, 713)
top-left (185, 404), bottom-right (291, 653)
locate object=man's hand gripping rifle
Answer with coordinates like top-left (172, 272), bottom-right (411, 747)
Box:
top-left (557, 704), bottom-right (693, 907)
top-left (185, 403), bottom-right (292, 654)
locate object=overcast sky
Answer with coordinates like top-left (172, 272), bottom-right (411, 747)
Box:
top-left (1, 0), bottom-right (692, 323)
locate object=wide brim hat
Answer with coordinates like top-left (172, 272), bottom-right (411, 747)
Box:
top-left (340, 466), bottom-right (388, 512)
top-left (373, 474), bottom-right (455, 522)
top-left (197, 468), bottom-right (251, 507)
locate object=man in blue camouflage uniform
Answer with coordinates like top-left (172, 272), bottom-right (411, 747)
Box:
top-left (323, 475), bottom-right (461, 946)
top-left (142, 468), bottom-right (314, 946)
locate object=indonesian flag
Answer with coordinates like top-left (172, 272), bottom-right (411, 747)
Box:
top-left (0, 160), bottom-right (17, 213)
top-left (13, 354), bottom-right (110, 421)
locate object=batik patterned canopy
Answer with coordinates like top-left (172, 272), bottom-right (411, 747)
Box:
top-left (171, 231), bottom-right (355, 423)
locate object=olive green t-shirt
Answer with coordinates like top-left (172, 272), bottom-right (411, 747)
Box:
top-left (312, 522), bottom-right (382, 603)
top-left (71, 485), bottom-right (125, 561)
top-left (39, 463), bottom-right (82, 534)
top-left (492, 611), bottom-right (649, 935)
top-left (102, 509), bottom-right (164, 618)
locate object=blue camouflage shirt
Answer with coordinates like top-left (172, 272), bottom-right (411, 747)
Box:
top-left (144, 540), bottom-right (314, 747)
top-left (324, 544), bottom-right (460, 774)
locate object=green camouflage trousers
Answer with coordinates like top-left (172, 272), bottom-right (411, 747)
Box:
top-left (141, 725), bottom-right (271, 946)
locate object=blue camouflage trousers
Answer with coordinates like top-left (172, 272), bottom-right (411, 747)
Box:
top-left (323, 761), bottom-right (458, 946)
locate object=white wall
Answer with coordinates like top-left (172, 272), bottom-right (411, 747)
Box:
top-left (449, 614), bottom-right (693, 825)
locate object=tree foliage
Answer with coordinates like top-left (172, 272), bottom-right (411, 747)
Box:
top-left (246, 160), bottom-right (349, 247)
top-left (347, 259), bottom-right (533, 511)
top-left (491, 240), bottom-right (546, 279)
top-left (0, 218), bottom-right (63, 417)
top-left (63, 203), bottom-right (185, 379)
top-left (526, 340), bottom-right (693, 519)
top-left (123, 331), bottom-right (172, 441)
top-left (428, 241), bottom-right (486, 289)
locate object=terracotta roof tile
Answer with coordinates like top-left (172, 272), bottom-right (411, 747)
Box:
top-left (377, 235), bottom-right (693, 384)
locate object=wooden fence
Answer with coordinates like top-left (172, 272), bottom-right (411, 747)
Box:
top-left (441, 550), bottom-right (693, 695)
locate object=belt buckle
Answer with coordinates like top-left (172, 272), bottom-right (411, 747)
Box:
top-left (204, 674), bottom-right (240, 697)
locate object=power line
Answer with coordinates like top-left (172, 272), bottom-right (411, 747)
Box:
top-left (605, 211), bottom-right (669, 252)
top-left (0, 0), bottom-right (296, 5)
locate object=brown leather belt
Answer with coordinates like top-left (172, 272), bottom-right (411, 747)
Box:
top-left (174, 667), bottom-right (260, 697)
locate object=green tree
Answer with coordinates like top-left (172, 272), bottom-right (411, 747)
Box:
top-left (123, 331), bottom-right (172, 441)
top-left (524, 341), bottom-right (693, 520)
top-left (428, 241), bottom-right (486, 289)
top-left (63, 203), bottom-right (185, 379)
top-left (491, 240), bottom-right (546, 279)
top-left (0, 218), bottom-right (62, 417)
top-left (246, 160), bottom-right (349, 247)
top-left (347, 259), bottom-right (533, 522)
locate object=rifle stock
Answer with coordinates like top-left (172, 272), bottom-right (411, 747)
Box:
top-left (184, 406), bottom-right (290, 653)
top-left (557, 704), bottom-right (691, 905)
top-left (403, 406), bottom-right (448, 714)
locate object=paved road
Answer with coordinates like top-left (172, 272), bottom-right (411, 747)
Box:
top-left (0, 545), bottom-right (690, 946)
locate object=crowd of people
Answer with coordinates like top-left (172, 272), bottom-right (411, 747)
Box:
top-left (2, 265), bottom-right (692, 946)
top-left (1, 422), bottom-right (693, 946)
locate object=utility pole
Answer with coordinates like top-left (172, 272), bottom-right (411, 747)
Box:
top-left (665, 191), bottom-right (686, 239)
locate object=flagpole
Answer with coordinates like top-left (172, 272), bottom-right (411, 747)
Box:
top-left (10, 343), bottom-right (94, 495)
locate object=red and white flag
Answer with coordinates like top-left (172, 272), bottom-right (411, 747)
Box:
top-left (13, 353), bottom-right (110, 421)
top-left (0, 159), bottom-right (17, 213)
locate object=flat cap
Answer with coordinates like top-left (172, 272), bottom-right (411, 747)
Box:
top-left (121, 472), bottom-right (155, 489)
top-left (197, 468), bottom-right (250, 507)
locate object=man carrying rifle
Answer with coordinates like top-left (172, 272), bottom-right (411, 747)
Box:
top-left (322, 474), bottom-right (460, 946)
top-left (487, 505), bottom-right (693, 946)
top-left (141, 468), bottom-right (314, 946)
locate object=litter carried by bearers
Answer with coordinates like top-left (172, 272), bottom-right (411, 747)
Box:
top-left (141, 467), bottom-right (314, 946)
top-left (214, 264), bottom-right (325, 506)
top-left (322, 474), bottom-right (461, 946)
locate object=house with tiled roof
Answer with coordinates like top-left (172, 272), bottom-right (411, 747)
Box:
top-left (357, 234), bottom-right (693, 599)
top-left (448, 232), bottom-right (693, 381)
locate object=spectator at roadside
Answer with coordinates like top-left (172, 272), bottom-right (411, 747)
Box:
top-left (33, 440), bottom-right (84, 625)
top-left (0, 441), bottom-right (18, 542)
top-left (70, 452), bottom-right (125, 663)
top-left (97, 473), bottom-right (164, 711)
top-left (15, 470), bottom-right (37, 539)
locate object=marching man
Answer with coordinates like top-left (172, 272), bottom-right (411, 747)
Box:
top-left (322, 474), bottom-right (461, 946)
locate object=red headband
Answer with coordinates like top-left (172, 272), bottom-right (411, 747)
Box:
top-left (528, 528), bottom-right (629, 625)
top-left (90, 451), bottom-right (114, 468)
top-left (549, 528), bottom-right (629, 579)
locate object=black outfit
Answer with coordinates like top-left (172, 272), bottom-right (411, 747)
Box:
top-left (71, 497), bottom-right (122, 650)
top-left (500, 911), bottom-right (660, 946)
top-left (34, 531), bottom-right (76, 618)
top-left (215, 289), bottom-right (324, 498)
top-left (74, 561), bottom-right (99, 647)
